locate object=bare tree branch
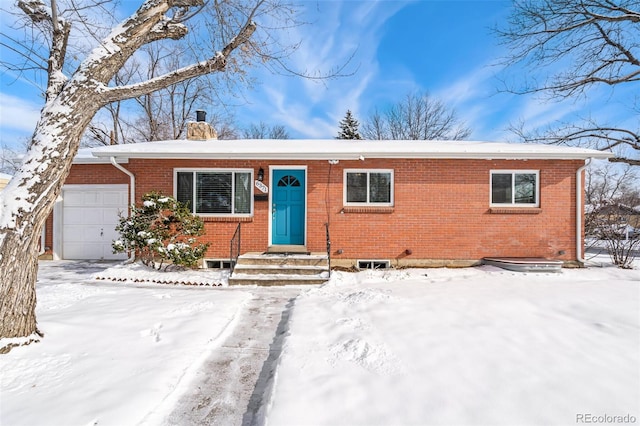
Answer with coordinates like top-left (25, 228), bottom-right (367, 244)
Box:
top-left (18, 0), bottom-right (72, 100)
top-left (362, 92), bottom-right (471, 141)
top-left (496, 0), bottom-right (640, 97)
top-left (242, 121), bottom-right (289, 139)
top-left (101, 20), bottom-right (256, 104)
top-left (498, 0), bottom-right (640, 166)
top-left (610, 157), bottom-right (640, 166)
top-left (509, 117), bottom-right (639, 166)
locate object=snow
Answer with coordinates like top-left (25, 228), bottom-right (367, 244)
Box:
top-left (1, 257), bottom-right (638, 426)
top-left (87, 139), bottom-right (614, 161)
top-left (94, 261), bottom-right (228, 286)
top-left (266, 264), bottom-right (640, 426)
top-left (1, 261), bottom-right (250, 426)
top-left (82, 20), bottom-right (126, 69)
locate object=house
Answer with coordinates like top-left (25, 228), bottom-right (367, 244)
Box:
top-left (586, 202), bottom-right (640, 239)
top-left (0, 173), bottom-right (11, 190)
top-left (41, 121), bottom-right (612, 273)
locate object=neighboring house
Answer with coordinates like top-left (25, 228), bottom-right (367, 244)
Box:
top-left (0, 173), bottom-right (11, 190)
top-left (41, 122), bottom-right (612, 268)
top-left (586, 203), bottom-right (640, 238)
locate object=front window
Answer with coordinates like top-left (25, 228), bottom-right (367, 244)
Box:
top-left (175, 169), bottom-right (252, 215)
top-left (344, 169), bottom-right (393, 206)
top-left (491, 170), bottom-right (539, 207)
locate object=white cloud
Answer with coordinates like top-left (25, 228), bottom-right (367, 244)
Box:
top-left (420, 63), bottom-right (509, 141)
top-left (435, 65), bottom-right (496, 107)
top-left (236, 0), bottom-right (412, 138)
top-left (427, 60), bottom-right (634, 144)
top-left (0, 93), bottom-right (41, 132)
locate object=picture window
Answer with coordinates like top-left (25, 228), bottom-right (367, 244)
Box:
top-left (175, 169), bottom-right (253, 216)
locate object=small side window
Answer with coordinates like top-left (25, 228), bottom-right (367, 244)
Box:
top-left (357, 260), bottom-right (391, 270)
top-left (344, 169), bottom-right (394, 207)
top-left (490, 170), bottom-right (539, 207)
top-left (205, 259), bottom-right (232, 269)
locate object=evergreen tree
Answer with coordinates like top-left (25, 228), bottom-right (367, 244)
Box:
top-left (336, 110), bottom-right (362, 140)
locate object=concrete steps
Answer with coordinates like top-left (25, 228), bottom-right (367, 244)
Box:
top-left (228, 252), bottom-right (330, 286)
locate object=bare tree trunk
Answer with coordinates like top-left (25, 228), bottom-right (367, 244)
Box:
top-left (0, 89), bottom-right (97, 349)
top-left (0, 231), bottom-right (41, 353)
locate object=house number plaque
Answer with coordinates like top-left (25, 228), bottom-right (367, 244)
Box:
top-left (255, 180), bottom-right (268, 194)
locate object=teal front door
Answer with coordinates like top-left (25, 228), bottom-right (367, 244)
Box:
top-left (272, 169), bottom-right (305, 245)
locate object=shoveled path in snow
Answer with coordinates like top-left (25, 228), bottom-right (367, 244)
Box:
top-left (159, 286), bottom-right (304, 426)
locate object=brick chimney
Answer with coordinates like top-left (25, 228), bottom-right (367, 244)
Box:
top-left (187, 110), bottom-right (217, 140)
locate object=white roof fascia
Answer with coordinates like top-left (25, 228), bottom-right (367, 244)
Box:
top-left (73, 156), bottom-right (129, 164)
top-left (89, 140), bottom-right (615, 161)
top-left (73, 147), bottom-right (129, 164)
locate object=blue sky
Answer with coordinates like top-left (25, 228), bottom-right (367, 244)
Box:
top-left (0, 0), bottom-right (634, 149)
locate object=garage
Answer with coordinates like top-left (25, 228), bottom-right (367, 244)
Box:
top-left (59, 184), bottom-right (129, 260)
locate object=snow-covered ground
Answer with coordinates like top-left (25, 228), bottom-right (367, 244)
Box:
top-left (1, 257), bottom-right (638, 426)
top-left (265, 264), bottom-right (640, 425)
top-left (1, 262), bottom-right (251, 426)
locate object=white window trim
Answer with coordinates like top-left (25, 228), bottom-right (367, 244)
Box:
top-left (357, 259), bottom-right (391, 270)
top-left (174, 168), bottom-right (254, 217)
top-left (490, 169), bottom-right (540, 207)
top-left (343, 169), bottom-right (394, 207)
top-left (204, 258), bottom-right (232, 269)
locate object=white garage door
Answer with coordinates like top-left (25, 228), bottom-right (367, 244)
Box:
top-left (62, 184), bottom-right (128, 260)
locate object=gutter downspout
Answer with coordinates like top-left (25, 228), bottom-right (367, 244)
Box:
top-left (39, 226), bottom-right (46, 255)
top-left (110, 156), bottom-right (136, 263)
top-left (576, 158), bottom-right (592, 264)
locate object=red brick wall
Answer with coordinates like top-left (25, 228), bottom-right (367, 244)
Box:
top-left (59, 158), bottom-right (585, 263)
top-left (64, 164), bottom-right (130, 185)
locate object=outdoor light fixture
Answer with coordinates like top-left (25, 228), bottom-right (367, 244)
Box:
top-left (257, 167), bottom-right (264, 182)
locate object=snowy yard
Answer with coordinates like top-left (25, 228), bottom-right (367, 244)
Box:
top-left (1, 262), bottom-right (253, 426)
top-left (266, 266), bottom-right (639, 425)
top-left (1, 259), bottom-right (638, 426)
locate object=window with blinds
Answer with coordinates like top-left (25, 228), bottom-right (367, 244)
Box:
top-left (176, 169), bottom-right (252, 215)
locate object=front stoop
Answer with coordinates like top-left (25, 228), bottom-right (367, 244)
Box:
top-left (228, 252), bottom-right (329, 286)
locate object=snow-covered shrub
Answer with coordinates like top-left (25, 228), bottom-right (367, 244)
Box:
top-left (113, 192), bottom-right (209, 270)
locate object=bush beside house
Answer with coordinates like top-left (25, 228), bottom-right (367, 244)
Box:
top-left (113, 192), bottom-right (209, 270)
